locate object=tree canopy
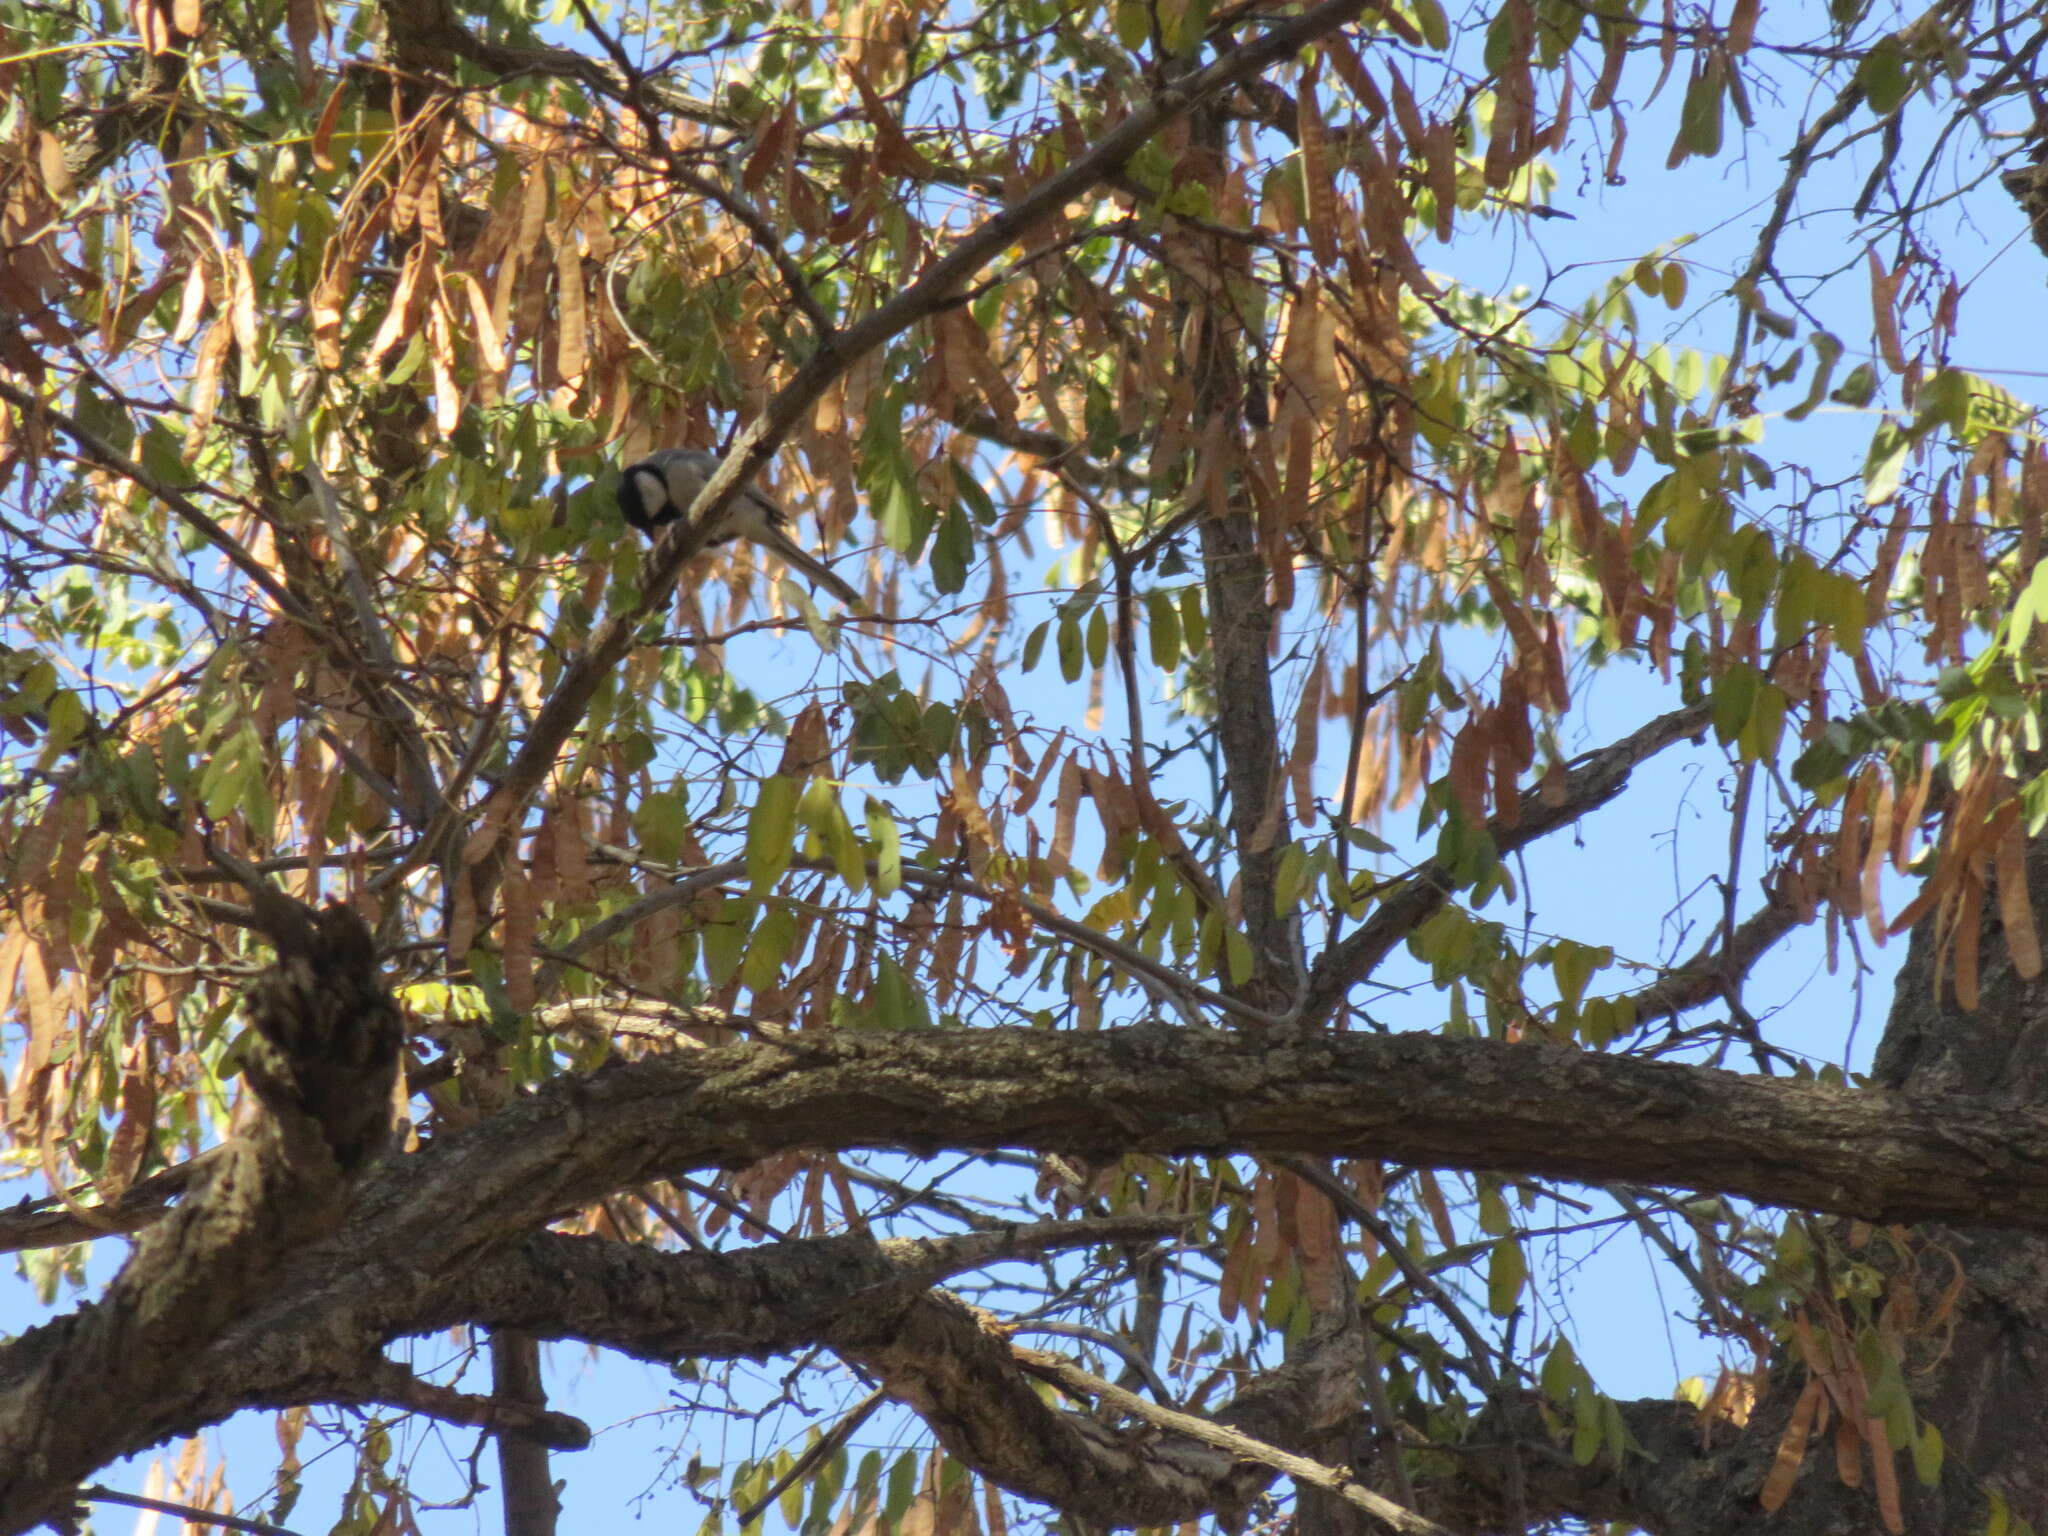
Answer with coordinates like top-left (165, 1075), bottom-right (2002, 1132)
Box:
top-left (7, 0), bottom-right (2048, 1533)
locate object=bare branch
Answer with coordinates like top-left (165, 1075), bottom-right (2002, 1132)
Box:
top-left (1015, 1351), bottom-right (1451, 1536)
top-left (1302, 702), bottom-right (1712, 1026)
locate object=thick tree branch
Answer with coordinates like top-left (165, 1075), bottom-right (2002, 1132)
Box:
top-left (352, 1025), bottom-right (2048, 1240)
top-left (0, 904), bottom-right (398, 1536)
top-left (16, 1009), bottom-right (2048, 1531)
top-left (1625, 892), bottom-right (1805, 1026)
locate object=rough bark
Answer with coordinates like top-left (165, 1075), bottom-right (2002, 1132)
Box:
top-left (0, 902), bottom-right (398, 1535)
top-left (1626, 833), bottom-right (2048, 1536)
top-left (15, 899), bottom-right (2048, 1530)
top-left (489, 1331), bottom-right (560, 1536)
top-left (1179, 130), bottom-right (1295, 1011)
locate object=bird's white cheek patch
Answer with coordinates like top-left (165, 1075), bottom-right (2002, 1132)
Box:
top-left (633, 470), bottom-right (669, 518)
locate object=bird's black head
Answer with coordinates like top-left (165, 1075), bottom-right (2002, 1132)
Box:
top-left (617, 461), bottom-right (676, 534)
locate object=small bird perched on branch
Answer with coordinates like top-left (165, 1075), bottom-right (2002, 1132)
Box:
top-left (617, 447), bottom-right (863, 609)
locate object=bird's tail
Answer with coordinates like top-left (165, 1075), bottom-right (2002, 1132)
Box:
top-left (758, 524), bottom-right (867, 613)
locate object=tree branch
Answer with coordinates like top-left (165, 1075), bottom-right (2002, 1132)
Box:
top-left (1302, 701), bottom-right (1712, 1025)
top-left (463, 0), bottom-right (1378, 911)
top-left (1016, 1351), bottom-right (1450, 1536)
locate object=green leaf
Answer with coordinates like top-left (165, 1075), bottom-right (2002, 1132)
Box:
top-left (701, 901), bottom-right (754, 988)
top-left (1862, 419), bottom-right (1913, 505)
top-left (1487, 1237), bottom-right (1527, 1317)
top-left (741, 904), bottom-right (800, 993)
top-left (1738, 681), bottom-right (1788, 763)
top-left (1157, 0), bottom-right (1211, 55)
top-left (1911, 1420), bottom-right (1943, 1487)
top-left (1711, 662), bottom-right (1759, 746)
top-left (746, 775), bottom-right (801, 894)
top-left (865, 796), bottom-right (902, 896)
top-left (1146, 588), bottom-right (1183, 669)
top-left (1571, 1384), bottom-right (1602, 1464)
top-left (1273, 843), bottom-right (1310, 915)
top-left (1222, 925), bottom-right (1254, 985)
top-left (1774, 551), bottom-right (1815, 650)
top-left (1856, 35), bottom-right (1913, 113)
top-left (1540, 1338), bottom-right (1581, 1403)
top-left (931, 504), bottom-right (972, 594)
top-left (949, 459), bottom-right (997, 526)
top-left (1674, 55), bottom-right (1726, 162)
top-left (1114, 0), bottom-right (1151, 49)
top-left (1057, 612), bottom-right (1083, 683)
top-left (776, 1448), bottom-right (805, 1528)
top-left (1551, 942), bottom-right (1608, 1007)
top-left (1820, 570), bottom-right (1869, 657)
top-left (872, 953), bottom-right (930, 1028)
top-left (1180, 584), bottom-right (1208, 654)
top-left (1411, 0), bottom-right (1450, 51)
top-left (883, 1453), bottom-right (918, 1526)
top-left (1784, 331), bottom-right (1843, 422)
top-left (1022, 620), bottom-right (1050, 673)
top-left (1477, 1181), bottom-right (1511, 1236)
top-left (634, 787), bottom-right (690, 866)
top-left (43, 689), bottom-right (86, 750)
top-left (816, 788), bottom-right (866, 894)
top-left (1831, 361), bottom-right (1878, 407)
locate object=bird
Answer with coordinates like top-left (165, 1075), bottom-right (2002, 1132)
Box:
top-left (616, 447), bottom-right (864, 609)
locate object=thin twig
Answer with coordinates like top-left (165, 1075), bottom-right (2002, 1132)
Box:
top-left (1012, 1353), bottom-right (1452, 1536)
top-left (734, 1391), bottom-right (886, 1528)
top-left (80, 1486), bottom-right (305, 1536)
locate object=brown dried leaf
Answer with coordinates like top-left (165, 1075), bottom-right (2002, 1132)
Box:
top-left (554, 236), bottom-right (586, 384)
top-left (309, 270), bottom-right (345, 369)
top-left (98, 1040), bottom-right (158, 1202)
top-left (1289, 657), bottom-right (1324, 824)
top-left (1012, 727), bottom-right (1065, 816)
top-left (427, 299), bottom-right (461, 433)
top-left (1868, 1417), bottom-right (1903, 1533)
top-left (554, 802), bottom-right (593, 905)
top-left (1297, 79), bottom-right (1338, 267)
top-left (1867, 249), bottom-right (1907, 373)
top-left (1387, 64), bottom-right (1427, 151)
top-left (847, 65), bottom-right (930, 177)
top-left (949, 763), bottom-right (998, 853)
top-left (1727, 0), bottom-right (1760, 50)
top-left (743, 96), bottom-right (797, 194)
top-left (1863, 774), bottom-right (1893, 942)
top-left (1417, 1169), bottom-right (1458, 1250)
top-left (1831, 1406), bottom-right (1864, 1488)
top-left (778, 701), bottom-right (831, 779)
top-left (1953, 872), bottom-right (1983, 1009)
top-left (1322, 31), bottom-right (1395, 109)
top-left (226, 246), bottom-right (260, 357)
top-left (4, 933), bottom-right (55, 1131)
top-left (35, 131), bottom-right (69, 197)
top-left (1049, 757), bottom-right (1085, 872)
top-left (1590, 14), bottom-right (1628, 109)
top-left (287, 0), bottom-right (323, 97)
top-left (503, 859), bottom-right (535, 1013)
top-left (1996, 810), bottom-right (2041, 979)
top-left (182, 317), bottom-right (233, 460)
top-left (1446, 713), bottom-right (1491, 824)
top-left (131, 0), bottom-right (168, 54)
top-left (1759, 1377), bottom-right (1823, 1512)
top-left (459, 270), bottom-right (506, 376)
